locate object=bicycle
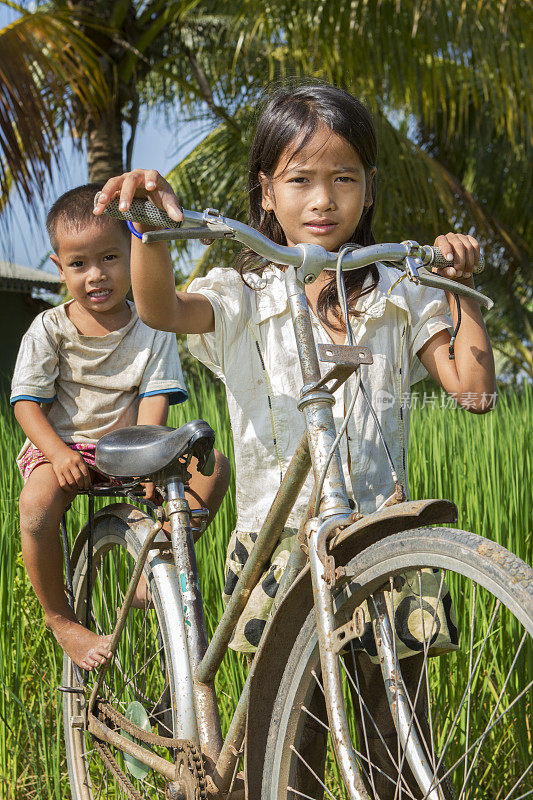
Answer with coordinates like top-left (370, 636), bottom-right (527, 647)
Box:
top-left (60, 196), bottom-right (533, 800)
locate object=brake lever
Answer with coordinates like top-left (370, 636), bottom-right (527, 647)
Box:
top-left (415, 266), bottom-right (493, 310)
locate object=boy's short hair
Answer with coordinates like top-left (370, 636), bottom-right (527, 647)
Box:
top-left (46, 183), bottom-right (129, 253)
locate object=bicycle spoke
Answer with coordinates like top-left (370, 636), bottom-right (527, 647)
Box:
top-left (339, 652), bottom-right (417, 799)
top-left (513, 790), bottom-right (533, 800)
top-left (367, 589), bottom-right (439, 798)
top-left (319, 573), bottom-right (528, 800)
top-left (458, 628), bottom-right (530, 799)
top-left (301, 703), bottom-right (418, 800)
top-left (429, 679), bottom-right (533, 795)
top-left (115, 643), bottom-right (164, 702)
top-left (502, 762), bottom-right (533, 800)
top-left (432, 597), bottom-right (502, 780)
top-left (264, 530), bottom-right (532, 800)
top-left (93, 765), bottom-right (106, 799)
top-left (462, 581), bottom-right (477, 792)
top-left (392, 569), bottom-right (447, 788)
top-left (66, 537), bottom-right (171, 800)
top-left (289, 744), bottom-right (340, 800)
top-left (346, 636), bottom-right (378, 798)
top-left (417, 569), bottom-right (439, 777)
top-left (92, 570), bottom-right (111, 631)
top-left (124, 602), bottom-right (152, 678)
top-left (287, 788), bottom-right (327, 799)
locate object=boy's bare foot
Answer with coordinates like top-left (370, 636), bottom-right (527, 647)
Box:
top-left (47, 613), bottom-right (113, 671)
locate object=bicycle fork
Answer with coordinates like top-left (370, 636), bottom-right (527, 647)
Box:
top-left (165, 477), bottom-right (224, 767)
top-left (285, 262), bottom-right (444, 800)
top-left (285, 263), bottom-right (371, 797)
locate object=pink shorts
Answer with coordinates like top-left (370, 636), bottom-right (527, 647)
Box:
top-left (17, 442), bottom-right (110, 484)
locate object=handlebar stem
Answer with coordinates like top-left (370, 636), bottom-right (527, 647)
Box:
top-left (284, 266), bottom-right (352, 519)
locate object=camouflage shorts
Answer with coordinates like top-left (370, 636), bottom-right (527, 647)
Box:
top-left (223, 527), bottom-right (459, 659)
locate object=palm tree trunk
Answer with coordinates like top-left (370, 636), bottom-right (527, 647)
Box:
top-left (86, 106), bottom-right (124, 182)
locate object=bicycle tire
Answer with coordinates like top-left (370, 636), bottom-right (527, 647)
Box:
top-left (262, 527), bottom-right (533, 800)
top-left (63, 505), bottom-right (187, 800)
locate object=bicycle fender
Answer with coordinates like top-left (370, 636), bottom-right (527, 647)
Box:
top-left (69, 502), bottom-right (151, 566)
top-left (245, 498), bottom-right (457, 797)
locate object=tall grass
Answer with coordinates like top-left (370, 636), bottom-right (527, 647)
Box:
top-left (409, 383), bottom-right (532, 568)
top-left (0, 376), bottom-right (530, 797)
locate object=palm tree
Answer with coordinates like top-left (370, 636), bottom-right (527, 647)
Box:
top-left (0, 2), bottom-right (108, 216)
top-left (167, 0), bottom-right (532, 377)
top-left (2, 0), bottom-right (530, 373)
top-left (1, 0), bottom-right (246, 191)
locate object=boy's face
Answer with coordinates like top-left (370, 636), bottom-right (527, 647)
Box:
top-left (50, 221), bottom-right (131, 316)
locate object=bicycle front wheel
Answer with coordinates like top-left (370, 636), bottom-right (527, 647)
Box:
top-left (63, 506), bottom-right (189, 800)
top-left (262, 527), bottom-right (533, 800)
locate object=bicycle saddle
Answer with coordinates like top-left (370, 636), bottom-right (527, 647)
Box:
top-left (95, 420), bottom-right (215, 478)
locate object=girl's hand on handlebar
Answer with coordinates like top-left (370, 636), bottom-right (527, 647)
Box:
top-left (93, 169), bottom-right (183, 226)
top-left (432, 233), bottom-right (480, 281)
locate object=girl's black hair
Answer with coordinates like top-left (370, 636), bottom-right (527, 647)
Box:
top-left (238, 83), bottom-right (380, 330)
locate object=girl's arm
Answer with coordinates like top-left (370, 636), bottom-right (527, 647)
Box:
top-left (94, 170), bottom-right (215, 335)
top-left (417, 233), bottom-right (496, 413)
top-left (14, 401), bottom-right (91, 489)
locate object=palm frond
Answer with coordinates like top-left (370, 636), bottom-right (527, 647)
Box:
top-left (0, 6), bottom-right (108, 216)
top-left (234, 0), bottom-right (532, 152)
top-left (165, 114), bottom-right (248, 274)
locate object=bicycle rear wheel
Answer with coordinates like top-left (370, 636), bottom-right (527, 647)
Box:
top-left (262, 527), bottom-right (533, 800)
top-left (63, 506), bottom-right (187, 800)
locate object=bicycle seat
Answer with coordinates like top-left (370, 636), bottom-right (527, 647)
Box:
top-left (95, 420), bottom-right (215, 478)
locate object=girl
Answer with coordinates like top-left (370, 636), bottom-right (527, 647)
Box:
top-left (95, 83), bottom-right (495, 796)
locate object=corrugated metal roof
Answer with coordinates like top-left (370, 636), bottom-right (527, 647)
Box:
top-left (0, 259), bottom-right (61, 292)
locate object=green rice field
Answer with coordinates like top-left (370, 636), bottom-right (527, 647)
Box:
top-left (0, 372), bottom-right (531, 798)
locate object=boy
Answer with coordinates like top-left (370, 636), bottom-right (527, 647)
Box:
top-left (11, 184), bottom-right (229, 671)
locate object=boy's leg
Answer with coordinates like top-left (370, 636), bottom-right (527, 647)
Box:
top-left (186, 449), bottom-right (231, 540)
top-left (19, 463), bottom-right (113, 671)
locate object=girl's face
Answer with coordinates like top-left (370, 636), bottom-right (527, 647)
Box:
top-left (260, 125), bottom-right (375, 252)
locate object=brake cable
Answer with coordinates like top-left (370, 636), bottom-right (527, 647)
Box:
top-left (314, 246), bottom-right (401, 516)
top-left (449, 293), bottom-right (461, 359)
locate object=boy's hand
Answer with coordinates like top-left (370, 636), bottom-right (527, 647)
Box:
top-left (93, 169), bottom-right (183, 227)
top-left (51, 447), bottom-right (91, 491)
top-left (432, 233), bottom-right (480, 282)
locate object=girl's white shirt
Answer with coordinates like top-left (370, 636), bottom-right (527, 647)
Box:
top-left (188, 264), bottom-right (451, 531)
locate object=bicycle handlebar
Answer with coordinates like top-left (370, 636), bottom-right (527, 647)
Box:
top-left (96, 193), bottom-right (493, 310)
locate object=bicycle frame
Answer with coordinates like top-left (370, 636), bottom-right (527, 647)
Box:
top-left (78, 254), bottom-right (455, 799)
top-left (90, 196), bottom-right (497, 796)
top-left (71, 265), bottom-right (338, 792)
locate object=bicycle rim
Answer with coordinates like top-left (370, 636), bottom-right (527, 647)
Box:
top-left (63, 515), bottom-right (178, 800)
top-left (262, 527), bottom-right (533, 800)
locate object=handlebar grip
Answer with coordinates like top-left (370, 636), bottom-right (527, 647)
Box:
top-left (432, 246), bottom-right (485, 275)
top-left (94, 193), bottom-right (181, 229)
